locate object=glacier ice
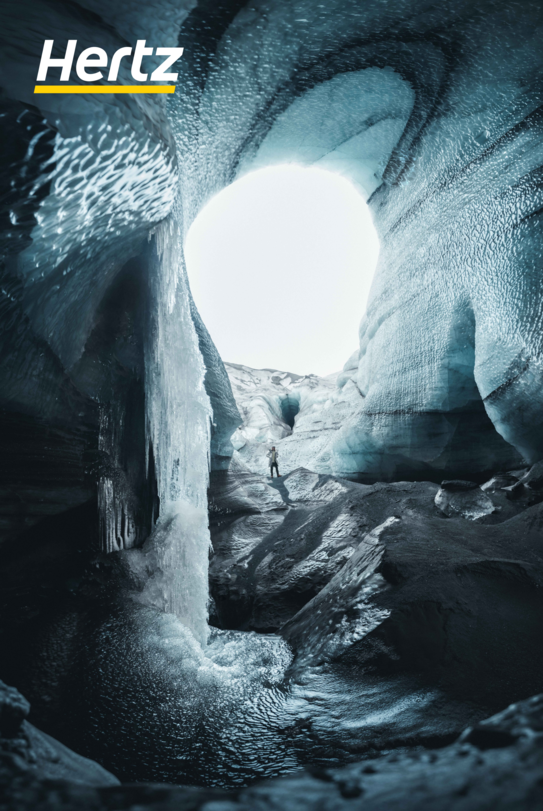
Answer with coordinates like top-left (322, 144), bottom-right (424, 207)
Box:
top-left (226, 362), bottom-right (355, 476)
top-left (3, 0), bottom-right (543, 791)
top-left (434, 480), bottom-right (496, 521)
top-left (3, 0), bottom-right (543, 549)
top-left (190, 300), bottom-right (242, 471)
top-left (135, 212), bottom-right (213, 645)
top-left (167, 0), bottom-right (543, 481)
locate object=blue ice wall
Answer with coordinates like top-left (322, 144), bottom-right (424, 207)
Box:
top-left (1, 0), bottom-right (542, 537)
top-left (171, 0), bottom-right (543, 479)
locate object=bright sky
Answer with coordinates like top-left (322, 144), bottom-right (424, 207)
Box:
top-left (184, 165), bottom-right (380, 377)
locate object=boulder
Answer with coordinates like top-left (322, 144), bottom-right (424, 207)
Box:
top-left (434, 480), bottom-right (495, 520)
top-left (209, 469), bottom-right (440, 631)
top-left (283, 502), bottom-right (543, 711)
top-left (520, 460), bottom-right (543, 490)
top-left (0, 679), bottom-right (118, 787)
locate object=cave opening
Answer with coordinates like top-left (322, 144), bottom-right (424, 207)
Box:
top-left (280, 394), bottom-right (300, 429)
top-left (184, 164), bottom-right (379, 377)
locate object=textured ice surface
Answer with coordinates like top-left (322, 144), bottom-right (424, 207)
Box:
top-left (4, 0), bottom-right (543, 516)
top-left (191, 302), bottom-right (242, 470)
top-left (75, 0), bottom-right (195, 65)
top-left (1, 0), bottom-right (177, 368)
top-left (226, 363), bottom-right (330, 449)
top-left (435, 481), bottom-right (496, 521)
top-left (240, 67), bottom-right (415, 199)
top-left (168, 0), bottom-right (543, 479)
top-left (226, 363), bottom-right (362, 476)
top-left (3, 2), bottom-right (543, 800)
top-left (134, 212), bottom-right (212, 644)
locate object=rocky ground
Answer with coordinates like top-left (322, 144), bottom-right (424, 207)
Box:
top-left (4, 461), bottom-right (543, 808)
top-left (3, 677), bottom-right (543, 810)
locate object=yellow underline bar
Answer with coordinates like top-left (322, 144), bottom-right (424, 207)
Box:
top-left (34, 85), bottom-right (175, 94)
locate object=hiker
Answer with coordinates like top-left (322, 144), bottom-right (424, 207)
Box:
top-left (267, 446), bottom-right (280, 478)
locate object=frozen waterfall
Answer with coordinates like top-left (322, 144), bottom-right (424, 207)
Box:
top-left (137, 207), bottom-right (213, 647)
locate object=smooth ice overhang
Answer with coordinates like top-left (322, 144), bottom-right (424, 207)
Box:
top-left (236, 67), bottom-right (415, 200)
top-left (183, 2), bottom-right (449, 232)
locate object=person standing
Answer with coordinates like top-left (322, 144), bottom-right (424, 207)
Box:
top-left (267, 446), bottom-right (280, 478)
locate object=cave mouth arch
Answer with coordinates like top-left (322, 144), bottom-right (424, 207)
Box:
top-left (280, 393), bottom-right (301, 429)
top-left (184, 164), bottom-right (380, 377)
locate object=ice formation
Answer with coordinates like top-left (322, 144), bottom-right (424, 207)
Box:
top-left (226, 362), bottom-right (371, 479)
top-left (136, 210), bottom-right (213, 645)
top-left (226, 363), bottom-right (336, 470)
top-left (3, 0), bottom-right (543, 553)
top-left (3, 2), bottom-right (543, 803)
top-left (168, 0), bottom-right (543, 482)
top-left (3, 0), bottom-right (543, 646)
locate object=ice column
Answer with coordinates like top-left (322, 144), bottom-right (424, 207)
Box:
top-left (142, 203), bottom-right (212, 646)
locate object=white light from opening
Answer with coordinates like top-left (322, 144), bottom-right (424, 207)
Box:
top-left (184, 165), bottom-right (379, 377)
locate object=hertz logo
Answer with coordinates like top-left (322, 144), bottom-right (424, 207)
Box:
top-left (34, 40), bottom-right (184, 94)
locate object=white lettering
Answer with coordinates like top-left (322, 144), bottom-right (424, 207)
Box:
top-left (150, 47), bottom-right (184, 82)
top-left (36, 40), bottom-right (185, 87)
top-left (108, 46), bottom-right (133, 81)
top-left (37, 39), bottom-right (77, 82)
top-left (76, 47), bottom-right (108, 81)
top-left (131, 40), bottom-right (153, 81)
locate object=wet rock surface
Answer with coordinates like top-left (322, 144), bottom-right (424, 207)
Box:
top-left (210, 464), bottom-right (543, 715)
top-left (434, 480), bottom-right (496, 520)
top-left (209, 464), bottom-right (543, 636)
top-left (283, 500), bottom-right (543, 710)
top-left (3, 692), bottom-right (543, 810)
top-left (209, 467), bottom-right (440, 631)
top-left (3, 464), bottom-right (543, 802)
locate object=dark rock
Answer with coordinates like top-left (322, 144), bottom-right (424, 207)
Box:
top-left (281, 468), bottom-right (351, 503)
top-left (209, 468), bottom-right (287, 516)
top-left (481, 474), bottom-right (519, 492)
top-left (439, 481), bottom-right (480, 492)
top-left (210, 468), bottom-right (543, 635)
top-left (209, 469), bottom-right (440, 630)
top-left (521, 460), bottom-right (543, 490)
top-left (460, 726), bottom-right (518, 749)
top-left (282, 502), bottom-right (543, 711)
top-left (0, 680), bottom-right (118, 788)
top-left (7, 468), bottom-right (543, 794)
top-left (281, 518), bottom-right (396, 667)
top-left (0, 681), bottom-right (29, 737)
top-left (504, 481), bottom-right (526, 500)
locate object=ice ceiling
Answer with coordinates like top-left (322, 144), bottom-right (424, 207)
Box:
top-left (1, 0), bottom-right (543, 552)
top-left (184, 164), bottom-right (380, 377)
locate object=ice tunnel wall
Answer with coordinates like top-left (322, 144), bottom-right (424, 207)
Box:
top-left (169, 0), bottom-right (543, 481)
top-left (280, 395), bottom-right (301, 431)
top-left (1, 0), bottom-right (543, 568)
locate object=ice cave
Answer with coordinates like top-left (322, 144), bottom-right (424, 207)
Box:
top-left (184, 163), bottom-right (380, 376)
top-left (2, 1), bottom-right (543, 809)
